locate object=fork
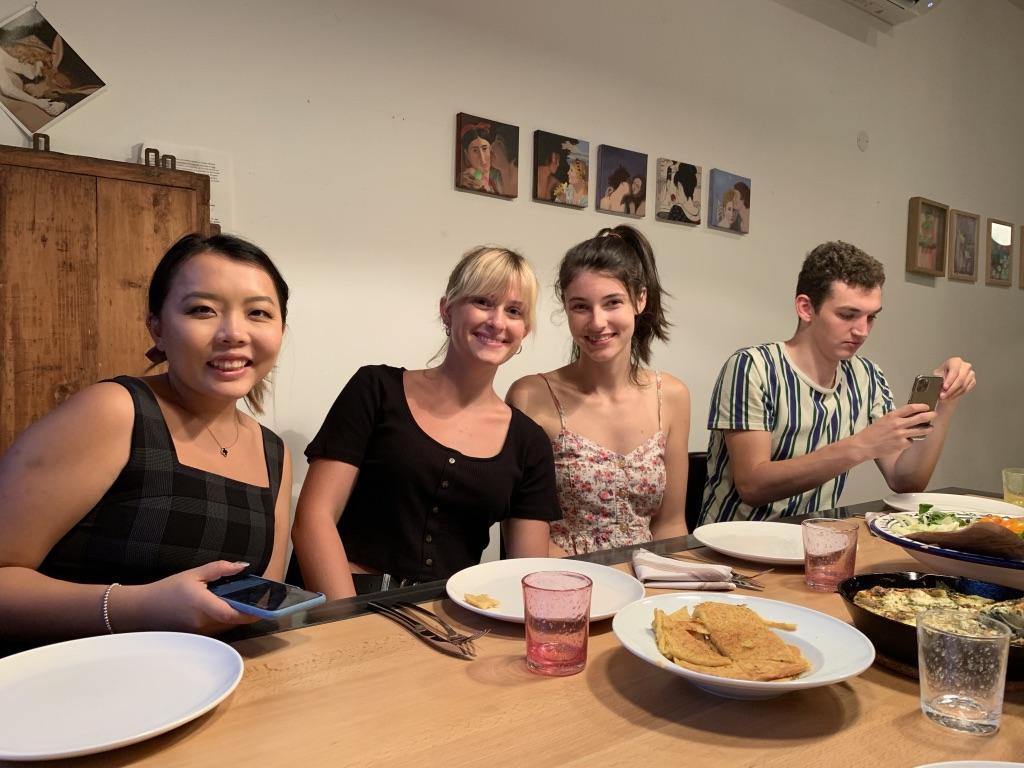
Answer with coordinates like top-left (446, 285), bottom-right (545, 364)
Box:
top-left (395, 601), bottom-right (491, 650)
top-left (367, 601), bottom-right (474, 659)
top-left (731, 567), bottom-right (775, 590)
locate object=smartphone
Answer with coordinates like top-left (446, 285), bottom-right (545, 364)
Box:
top-left (208, 574), bottom-right (326, 619)
top-left (907, 374), bottom-right (943, 440)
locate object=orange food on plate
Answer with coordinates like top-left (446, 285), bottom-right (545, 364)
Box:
top-left (975, 515), bottom-right (1024, 536)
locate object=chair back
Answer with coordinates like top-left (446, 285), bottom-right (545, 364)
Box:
top-left (685, 451), bottom-right (708, 532)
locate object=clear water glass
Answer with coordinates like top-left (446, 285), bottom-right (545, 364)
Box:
top-left (917, 609), bottom-right (1011, 735)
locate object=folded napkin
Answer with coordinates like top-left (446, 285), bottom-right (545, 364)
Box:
top-left (631, 550), bottom-right (736, 591)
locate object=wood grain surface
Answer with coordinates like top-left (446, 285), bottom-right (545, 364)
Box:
top-left (26, 516), bottom-right (1023, 768)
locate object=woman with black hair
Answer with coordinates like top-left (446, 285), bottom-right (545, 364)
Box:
top-left (507, 225), bottom-right (690, 555)
top-left (0, 233), bottom-right (292, 645)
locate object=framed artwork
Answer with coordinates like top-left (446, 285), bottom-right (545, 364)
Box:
top-left (455, 113), bottom-right (518, 199)
top-left (985, 218), bottom-right (1014, 287)
top-left (707, 169), bottom-right (750, 233)
top-left (655, 158), bottom-right (701, 225)
top-left (0, 5), bottom-right (106, 136)
top-left (596, 145), bottom-right (647, 217)
top-left (946, 209), bottom-right (979, 283)
top-left (533, 131), bottom-right (588, 208)
top-left (905, 197), bottom-right (948, 276)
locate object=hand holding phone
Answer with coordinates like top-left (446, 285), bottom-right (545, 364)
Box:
top-left (208, 574), bottom-right (326, 619)
top-left (907, 374), bottom-right (942, 439)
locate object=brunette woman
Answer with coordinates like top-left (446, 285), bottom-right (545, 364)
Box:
top-left (0, 234), bottom-right (292, 645)
top-left (507, 226), bottom-right (690, 555)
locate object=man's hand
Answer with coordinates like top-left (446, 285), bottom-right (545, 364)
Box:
top-left (855, 403), bottom-right (934, 460)
top-left (935, 357), bottom-right (976, 405)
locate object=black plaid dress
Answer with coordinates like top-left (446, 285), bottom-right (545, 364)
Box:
top-left (38, 376), bottom-right (283, 586)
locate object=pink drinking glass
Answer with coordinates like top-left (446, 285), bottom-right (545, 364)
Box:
top-left (522, 571), bottom-right (593, 676)
top-left (802, 518), bottom-right (859, 592)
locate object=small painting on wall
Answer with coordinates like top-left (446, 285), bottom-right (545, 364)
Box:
top-left (0, 5), bottom-right (106, 136)
top-left (596, 145), bottom-right (647, 217)
top-left (905, 197), bottom-right (948, 277)
top-left (707, 169), bottom-right (750, 233)
top-left (455, 112), bottom-right (518, 198)
top-left (655, 159), bottom-right (701, 225)
top-left (533, 131), bottom-right (588, 208)
top-left (946, 209), bottom-right (979, 283)
top-left (985, 218), bottom-right (1014, 287)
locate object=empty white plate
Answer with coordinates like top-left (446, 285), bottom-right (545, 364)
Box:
top-left (692, 521), bottom-right (805, 565)
top-left (0, 632), bottom-right (243, 761)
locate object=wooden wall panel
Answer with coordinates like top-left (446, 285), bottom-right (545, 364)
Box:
top-left (95, 180), bottom-right (200, 379)
top-left (0, 166), bottom-right (98, 453)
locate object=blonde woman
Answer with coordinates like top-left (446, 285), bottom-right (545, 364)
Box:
top-left (290, 247), bottom-right (558, 598)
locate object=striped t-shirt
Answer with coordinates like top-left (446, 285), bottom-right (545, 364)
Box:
top-left (700, 342), bottom-right (894, 524)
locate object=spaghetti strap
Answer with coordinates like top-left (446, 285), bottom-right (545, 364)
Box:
top-left (655, 371), bottom-right (663, 431)
top-left (538, 374), bottom-right (567, 431)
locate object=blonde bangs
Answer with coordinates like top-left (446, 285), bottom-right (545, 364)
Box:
top-left (445, 246), bottom-right (538, 333)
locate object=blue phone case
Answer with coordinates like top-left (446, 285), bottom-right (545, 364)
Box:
top-left (211, 576), bottom-right (326, 619)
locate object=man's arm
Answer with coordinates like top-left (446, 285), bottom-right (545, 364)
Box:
top-left (876, 357), bottom-right (976, 492)
top-left (726, 403), bottom-right (936, 507)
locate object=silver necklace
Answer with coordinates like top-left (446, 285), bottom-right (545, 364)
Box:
top-left (205, 414), bottom-right (240, 457)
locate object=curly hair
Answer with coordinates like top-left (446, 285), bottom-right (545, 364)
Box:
top-left (796, 241), bottom-right (885, 309)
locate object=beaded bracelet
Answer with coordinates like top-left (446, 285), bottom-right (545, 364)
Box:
top-left (102, 583), bottom-right (120, 634)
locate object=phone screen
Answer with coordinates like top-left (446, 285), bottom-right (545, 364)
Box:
top-left (209, 575), bottom-right (322, 612)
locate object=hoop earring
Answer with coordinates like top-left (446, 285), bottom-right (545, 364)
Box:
top-left (444, 324), bottom-right (451, 337)
top-left (516, 346), bottom-right (523, 355)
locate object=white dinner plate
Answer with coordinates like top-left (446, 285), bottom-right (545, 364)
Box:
top-left (445, 557), bottom-right (645, 623)
top-left (692, 521), bottom-right (805, 565)
top-left (884, 492), bottom-right (1024, 517)
top-left (0, 632), bottom-right (243, 761)
top-left (612, 593), bottom-right (874, 700)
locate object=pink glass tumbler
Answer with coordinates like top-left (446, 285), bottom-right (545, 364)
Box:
top-left (522, 571), bottom-right (593, 676)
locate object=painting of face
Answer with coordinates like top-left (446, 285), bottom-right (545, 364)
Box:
top-left (708, 168), bottom-right (751, 234)
top-left (455, 112), bottom-right (519, 199)
top-left (655, 158), bottom-right (701, 225)
top-left (596, 144), bottom-right (647, 218)
top-left (533, 130), bottom-right (588, 208)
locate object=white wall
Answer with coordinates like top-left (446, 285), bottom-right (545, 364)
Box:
top-left (6, 0), bottom-right (1023, 512)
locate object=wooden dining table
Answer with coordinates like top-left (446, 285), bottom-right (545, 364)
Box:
top-left (10, 492), bottom-right (1024, 767)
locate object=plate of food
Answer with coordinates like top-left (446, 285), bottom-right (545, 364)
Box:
top-left (837, 571), bottom-right (1024, 679)
top-left (869, 507), bottom-right (1024, 589)
top-left (0, 632), bottom-right (243, 761)
top-left (612, 593), bottom-right (874, 700)
top-left (883, 492), bottom-right (1022, 517)
top-left (692, 521), bottom-right (804, 565)
top-left (445, 557), bottom-right (645, 623)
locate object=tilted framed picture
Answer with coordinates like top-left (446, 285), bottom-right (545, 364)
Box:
top-left (946, 209), bottom-right (979, 283)
top-left (905, 197), bottom-right (948, 277)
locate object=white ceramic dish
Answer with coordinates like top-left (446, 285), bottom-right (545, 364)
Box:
top-left (612, 593), bottom-right (874, 700)
top-left (445, 557), bottom-right (645, 623)
top-left (0, 632), bottom-right (243, 761)
top-left (692, 521), bottom-right (805, 565)
top-left (883, 492), bottom-right (1023, 517)
top-left (870, 513), bottom-right (1024, 590)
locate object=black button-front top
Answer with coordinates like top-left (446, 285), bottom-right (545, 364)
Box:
top-left (301, 365), bottom-right (560, 583)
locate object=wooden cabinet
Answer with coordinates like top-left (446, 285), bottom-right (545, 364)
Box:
top-left (0, 145), bottom-right (212, 454)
